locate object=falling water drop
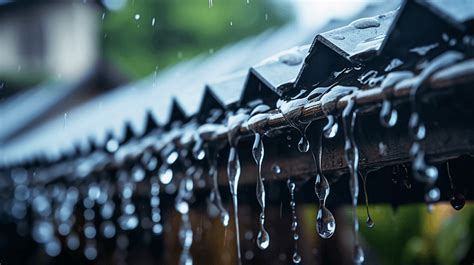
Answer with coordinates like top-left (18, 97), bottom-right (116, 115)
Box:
top-left (360, 171), bottom-right (374, 228)
top-left (288, 178), bottom-right (302, 264)
top-left (134, 14), bottom-right (140, 20)
top-left (342, 96), bottom-right (365, 264)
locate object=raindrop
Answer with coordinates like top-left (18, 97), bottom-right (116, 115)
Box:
top-left (292, 252), bottom-right (302, 264)
top-left (272, 164), bottom-right (281, 174)
top-left (134, 14), bottom-right (140, 20)
top-left (151, 17), bottom-right (156, 26)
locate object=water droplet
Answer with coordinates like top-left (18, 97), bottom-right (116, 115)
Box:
top-left (292, 253), bottom-right (302, 264)
top-left (366, 216), bottom-right (374, 228)
top-left (445, 161), bottom-right (465, 210)
top-left (360, 171), bottom-right (374, 228)
top-left (350, 17), bottom-right (380, 29)
top-left (134, 14), bottom-right (140, 20)
top-left (425, 187), bottom-right (440, 203)
top-left (272, 164), bottom-right (281, 174)
top-left (279, 52), bottom-right (302, 66)
top-left (354, 245), bottom-right (365, 264)
top-left (298, 136), bottom-right (310, 152)
top-left (332, 35), bottom-right (345, 40)
top-left (151, 17), bottom-right (156, 26)
top-left (450, 193), bottom-right (465, 210)
top-left (256, 226), bottom-right (270, 250)
top-left (316, 207), bottom-right (336, 239)
top-left (159, 165), bottom-right (173, 184)
top-left (230, 21), bottom-right (233, 26)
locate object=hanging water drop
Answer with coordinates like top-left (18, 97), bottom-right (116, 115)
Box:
top-left (313, 132), bottom-right (336, 239)
top-left (360, 171), bottom-right (374, 228)
top-left (446, 161), bottom-right (465, 210)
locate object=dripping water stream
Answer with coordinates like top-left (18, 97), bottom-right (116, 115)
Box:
top-left (342, 96), bottom-right (364, 265)
top-left (359, 170), bottom-right (374, 228)
top-left (252, 132), bottom-right (270, 250)
top-left (206, 146), bottom-right (230, 226)
top-left (408, 51), bottom-right (463, 207)
top-left (226, 112), bottom-right (249, 265)
top-left (446, 161), bottom-right (465, 210)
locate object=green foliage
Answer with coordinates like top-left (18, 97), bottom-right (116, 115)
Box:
top-left (357, 203), bottom-right (474, 265)
top-left (101, 0), bottom-right (291, 80)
